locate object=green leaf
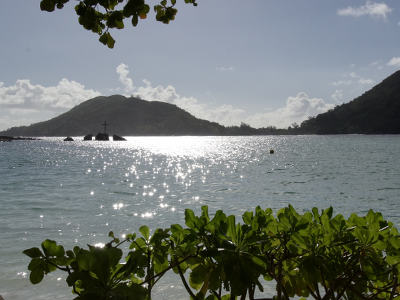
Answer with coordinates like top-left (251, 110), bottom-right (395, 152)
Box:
top-left (312, 207), bottom-right (320, 220)
top-left (30, 269), bottom-right (44, 284)
top-left (189, 264), bottom-right (207, 290)
top-left (40, 0), bottom-right (56, 12)
top-left (23, 247), bottom-right (43, 258)
top-left (131, 14), bottom-right (139, 26)
top-left (41, 240), bottom-right (65, 257)
top-left (250, 255), bottom-right (266, 269)
top-left (389, 237), bottom-right (400, 249)
top-left (387, 255), bottom-right (400, 265)
top-left (139, 225), bottom-right (150, 240)
top-left (28, 257), bottom-right (43, 271)
top-left (99, 32), bottom-right (115, 48)
top-left (185, 209), bottom-right (197, 229)
top-left (226, 215), bottom-right (237, 243)
top-left (201, 205), bottom-right (209, 222)
top-left (242, 211), bottom-right (253, 225)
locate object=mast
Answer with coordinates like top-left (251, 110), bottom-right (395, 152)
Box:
top-left (102, 121), bottom-right (108, 134)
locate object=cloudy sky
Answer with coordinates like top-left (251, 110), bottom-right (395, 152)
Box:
top-left (1, 0), bottom-right (400, 131)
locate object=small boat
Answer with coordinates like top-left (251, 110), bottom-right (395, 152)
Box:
top-left (95, 133), bottom-right (109, 141)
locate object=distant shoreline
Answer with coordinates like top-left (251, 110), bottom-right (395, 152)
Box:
top-left (0, 136), bottom-right (40, 142)
top-left (1, 134), bottom-right (399, 142)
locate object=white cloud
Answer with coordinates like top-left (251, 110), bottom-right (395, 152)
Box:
top-left (245, 93), bottom-right (334, 128)
top-left (116, 63), bottom-right (134, 95)
top-left (358, 78), bottom-right (375, 85)
top-left (332, 79), bottom-right (352, 86)
top-left (0, 79), bottom-right (101, 130)
top-left (331, 89), bottom-right (344, 103)
top-left (369, 60), bottom-right (383, 69)
top-left (387, 57), bottom-right (400, 67)
top-left (349, 72), bottom-right (357, 78)
top-left (352, 73), bottom-right (374, 85)
top-left (338, 1), bottom-right (392, 19)
top-left (116, 64), bottom-right (335, 129)
top-left (332, 72), bottom-right (374, 87)
top-left (216, 66), bottom-right (235, 72)
top-left (131, 77), bottom-right (247, 126)
top-left (0, 79), bottom-right (100, 110)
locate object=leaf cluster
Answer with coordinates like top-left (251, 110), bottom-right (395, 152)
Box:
top-left (39, 0), bottom-right (198, 48)
top-left (24, 205), bottom-right (400, 299)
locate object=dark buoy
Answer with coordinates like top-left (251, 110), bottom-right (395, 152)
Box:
top-left (64, 137), bottom-right (74, 141)
top-left (269, 149), bottom-right (274, 154)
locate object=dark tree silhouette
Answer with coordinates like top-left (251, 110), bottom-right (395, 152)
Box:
top-left (40, 0), bottom-right (198, 48)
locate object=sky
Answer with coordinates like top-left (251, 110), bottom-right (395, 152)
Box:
top-left (1, 0), bottom-right (400, 131)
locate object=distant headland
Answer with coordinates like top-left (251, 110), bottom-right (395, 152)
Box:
top-left (1, 70), bottom-right (399, 137)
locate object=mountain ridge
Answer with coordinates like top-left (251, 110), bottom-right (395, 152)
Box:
top-left (298, 70), bottom-right (400, 134)
top-left (1, 70), bottom-right (400, 136)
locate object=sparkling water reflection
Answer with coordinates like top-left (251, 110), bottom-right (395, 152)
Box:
top-left (0, 135), bottom-right (399, 299)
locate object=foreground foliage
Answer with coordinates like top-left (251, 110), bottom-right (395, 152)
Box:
top-left (24, 205), bottom-right (400, 299)
top-left (40, 0), bottom-right (198, 48)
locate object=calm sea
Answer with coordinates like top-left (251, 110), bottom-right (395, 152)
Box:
top-left (1, 136), bottom-right (399, 299)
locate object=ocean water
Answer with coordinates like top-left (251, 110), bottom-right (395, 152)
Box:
top-left (0, 135), bottom-right (399, 299)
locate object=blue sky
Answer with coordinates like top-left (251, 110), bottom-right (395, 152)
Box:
top-left (1, 0), bottom-right (399, 130)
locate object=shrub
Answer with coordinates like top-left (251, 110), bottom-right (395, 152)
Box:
top-left (24, 205), bottom-right (400, 299)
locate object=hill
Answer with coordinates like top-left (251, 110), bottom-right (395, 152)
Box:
top-left (299, 70), bottom-right (400, 134)
top-left (0, 95), bottom-right (226, 136)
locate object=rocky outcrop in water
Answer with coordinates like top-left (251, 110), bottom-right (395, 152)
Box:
top-left (113, 134), bottom-right (126, 141)
top-left (83, 134), bottom-right (93, 141)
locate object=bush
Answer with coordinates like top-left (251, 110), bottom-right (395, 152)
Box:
top-left (24, 205), bottom-right (400, 299)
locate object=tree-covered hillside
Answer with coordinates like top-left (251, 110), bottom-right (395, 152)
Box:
top-left (299, 70), bottom-right (400, 134)
top-left (0, 95), bottom-right (225, 136)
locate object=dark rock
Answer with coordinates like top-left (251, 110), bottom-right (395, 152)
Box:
top-left (83, 134), bottom-right (93, 141)
top-left (113, 134), bottom-right (126, 141)
top-left (95, 133), bottom-right (109, 141)
top-left (64, 137), bottom-right (74, 141)
top-left (0, 136), bottom-right (13, 142)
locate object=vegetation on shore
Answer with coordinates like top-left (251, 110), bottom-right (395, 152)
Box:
top-left (24, 205), bottom-right (400, 299)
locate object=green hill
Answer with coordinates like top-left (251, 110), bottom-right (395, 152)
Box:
top-left (299, 70), bottom-right (400, 134)
top-left (0, 95), bottom-right (226, 136)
